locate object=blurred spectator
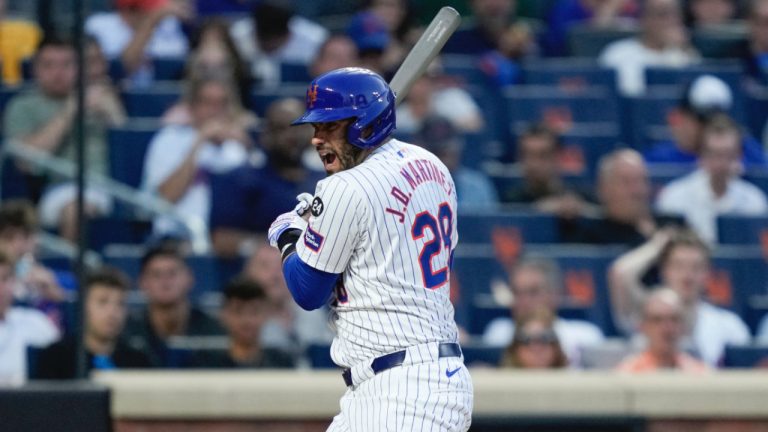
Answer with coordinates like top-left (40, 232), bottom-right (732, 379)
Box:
top-left (444, 0), bottom-right (530, 55)
top-left (3, 36), bottom-right (124, 241)
top-left (123, 244), bottom-right (224, 367)
top-left (241, 243), bottom-right (332, 358)
top-left (208, 97), bottom-right (322, 257)
top-left (230, 0), bottom-right (328, 88)
top-left (346, 11), bottom-right (391, 75)
top-left (190, 277), bottom-right (294, 368)
top-left (501, 124), bottom-right (592, 219)
top-left (561, 149), bottom-right (684, 245)
top-left (0, 0), bottom-right (41, 85)
top-left (742, 0), bottom-right (768, 86)
top-left (36, 267), bottom-right (151, 379)
top-left (656, 114), bottom-right (768, 244)
top-left (483, 257), bottom-right (604, 367)
top-left (499, 308), bottom-right (569, 369)
top-left (0, 250), bottom-right (59, 386)
top-left (544, 0), bottom-right (639, 56)
top-left (413, 115), bottom-right (499, 210)
top-left (616, 287), bottom-right (710, 372)
top-left (162, 19), bottom-right (256, 126)
top-left (478, 20), bottom-right (537, 86)
top-left (86, 0), bottom-right (192, 87)
top-left (608, 228), bottom-right (750, 366)
top-left (142, 74), bottom-right (251, 239)
top-left (0, 200), bottom-right (65, 319)
top-left (757, 313), bottom-right (768, 343)
top-left (195, 0), bottom-right (256, 16)
top-left (599, 0), bottom-right (700, 96)
top-left (363, 0), bottom-right (422, 76)
top-left (686, 0), bottom-right (739, 28)
top-left (308, 34), bottom-right (360, 78)
top-left (396, 69), bottom-right (484, 134)
top-left (644, 75), bottom-right (767, 168)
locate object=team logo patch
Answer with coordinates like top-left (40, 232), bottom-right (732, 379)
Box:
top-left (311, 197), bottom-right (324, 217)
top-left (304, 226), bottom-right (325, 252)
top-left (307, 84), bottom-right (319, 108)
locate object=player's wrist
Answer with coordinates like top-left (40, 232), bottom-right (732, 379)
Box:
top-left (277, 228), bottom-right (302, 262)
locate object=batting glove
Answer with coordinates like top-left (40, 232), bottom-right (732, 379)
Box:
top-left (268, 194), bottom-right (313, 248)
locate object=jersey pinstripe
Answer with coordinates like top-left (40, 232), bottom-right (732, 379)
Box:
top-left (296, 139), bottom-right (460, 368)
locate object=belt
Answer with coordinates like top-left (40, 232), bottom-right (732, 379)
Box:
top-left (342, 342), bottom-right (462, 387)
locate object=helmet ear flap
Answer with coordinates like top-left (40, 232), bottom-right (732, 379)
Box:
top-left (347, 90), bottom-right (396, 149)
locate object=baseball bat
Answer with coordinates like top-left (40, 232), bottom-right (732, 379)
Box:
top-left (389, 6), bottom-right (461, 106)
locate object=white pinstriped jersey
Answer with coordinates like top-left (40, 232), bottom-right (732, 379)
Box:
top-left (296, 139), bottom-right (460, 368)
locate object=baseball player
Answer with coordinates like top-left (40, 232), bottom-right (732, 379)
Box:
top-left (268, 67), bottom-right (473, 431)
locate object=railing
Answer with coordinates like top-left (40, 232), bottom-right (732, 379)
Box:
top-left (0, 140), bottom-right (209, 254)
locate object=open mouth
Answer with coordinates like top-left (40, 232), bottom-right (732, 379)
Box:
top-left (318, 150), bottom-right (339, 171)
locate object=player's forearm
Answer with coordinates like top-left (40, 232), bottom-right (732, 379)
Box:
top-left (282, 253), bottom-right (337, 311)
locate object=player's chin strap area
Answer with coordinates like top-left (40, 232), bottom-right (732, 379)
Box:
top-left (277, 228), bottom-right (303, 262)
top-left (342, 342), bottom-right (463, 388)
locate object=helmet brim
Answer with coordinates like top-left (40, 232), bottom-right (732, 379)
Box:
top-left (292, 108), bottom-right (352, 126)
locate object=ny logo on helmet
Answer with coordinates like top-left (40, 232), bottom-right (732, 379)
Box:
top-left (307, 84), bottom-right (319, 108)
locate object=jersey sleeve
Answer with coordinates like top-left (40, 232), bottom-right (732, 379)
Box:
top-left (296, 175), bottom-right (366, 274)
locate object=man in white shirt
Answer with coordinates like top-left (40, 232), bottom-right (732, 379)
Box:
top-left (483, 257), bottom-right (605, 367)
top-left (656, 114), bottom-right (768, 244)
top-left (0, 251), bottom-right (59, 386)
top-left (599, 0), bottom-right (699, 96)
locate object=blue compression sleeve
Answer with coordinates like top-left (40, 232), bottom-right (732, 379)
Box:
top-left (282, 253), bottom-right (339, 311)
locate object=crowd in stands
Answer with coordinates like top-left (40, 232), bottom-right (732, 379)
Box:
top-left (2, 0), bottom-right (768, 385)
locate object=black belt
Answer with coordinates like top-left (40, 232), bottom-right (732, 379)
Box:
top-left (342, 343), bottom-right (462, 387)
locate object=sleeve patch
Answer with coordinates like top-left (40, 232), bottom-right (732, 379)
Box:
top-left (304, 226), bottom-right (325, 252)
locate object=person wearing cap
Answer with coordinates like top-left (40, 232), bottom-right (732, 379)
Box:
top-left (85, 0), bottom-right (192, 87)
top-left (644, 75), bottom-right (767, 168)
top-left (412, 115), bottom-right (499, 210)
top-left (656, 113), bottom-right (768, 244)
top-left (346, 11), bottom-right (391, 75)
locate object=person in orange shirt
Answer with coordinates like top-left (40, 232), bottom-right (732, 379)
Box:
top-left (616, 287), bottom-right (709, 373)
top-left (0, 0), bottom-right (42, 85)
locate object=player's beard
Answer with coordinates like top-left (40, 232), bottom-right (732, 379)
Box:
top-left (336, 142), bottom-right (367, 173)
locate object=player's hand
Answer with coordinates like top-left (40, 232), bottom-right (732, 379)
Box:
top-left (268, 195), bottom-right (312, 248)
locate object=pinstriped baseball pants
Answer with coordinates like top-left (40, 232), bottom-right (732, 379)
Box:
top-left (326, 357), bottom-right (473, 432)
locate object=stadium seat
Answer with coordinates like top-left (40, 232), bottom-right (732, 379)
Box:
top-left (87, 216), bottom-right (152, 252)
top-left (152, 58), bottom-right (186, 81)
top-left (461, 344), bottom-right (504, 367)
top-left (249, 85), bottom-right (307, 117)
top-left (458, 210), bottom-right (558, 244)
top-left (121, 84), bottom-right (181, 118)
top-left (306, 343), bottom-right (335, 369)
top-left (442, 54), bottom-right (492, 87)
top-left (744, 87), bottom-right (768, 140)
top-left (644, 62), bottom-right (744, 91)
top-left (722, 344), bottom-right (768, 368)
top-left (691, 28), bottom-right (748, 59)
top-left (622, 86), bottom-right (680, 149)
top-left (566, 25), bottom-right (638, 58)
top-left (107, 122), bottom-right (159, 189)
top-left (708, 246), bottom-right (768, 320)
top-left (717, 215), bottom-right (768, 245)
top-left (521, 59), bottom-right (618, 95)
top-left (504, 86), bottom-right (620, 135)
top-left (280, 62), bottom-right (311, 84)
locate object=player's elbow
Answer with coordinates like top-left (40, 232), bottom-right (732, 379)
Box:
top-left (294, 294), bottom-right (329, 311)
top-left (283, 254), bottom-right (338, 311)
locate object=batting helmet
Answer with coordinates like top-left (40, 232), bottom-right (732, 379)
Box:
top-left (292, 67), bottom-right (396, 149)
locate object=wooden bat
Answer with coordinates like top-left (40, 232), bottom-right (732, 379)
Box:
top-left (389, 6), bottom-right (461, 106)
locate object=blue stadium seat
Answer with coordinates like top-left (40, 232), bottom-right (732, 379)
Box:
top-left (121, 85), bottom-right (181, 118)
top-left (280, 62), bottom-right (311, 84)
top-left (691, 29), bottom-right (747, 59)
top-left (442, 54), bottom-right (491, 87)
top-left (744, 87), bottom-right (768, 140)
top-left (249, 86), bottom-right (307, 117)
top-left (462, 345), bottom-right (504, 367)
top-left (522, 59), bottom-right (618, 95)
top-left (623, 87), bottom-right (679, 149)
top-left (87, 217), bottom-right (152, 252)
top-left (458, 210), bottom-right (558, 244)
top-left (644, 63), bottom-right (744, 92)
top-left (107, 123), bottom-right (159, 189)
top-left (708, 246), bottom-right (768, 319)
top-left (153, 58), bottom-right (186, 81)
top-left (504, 86), bottom-right (620, 134)
top-left (722, 344), bottom-right (768, 368)
top-left (566, 25), bottom-right (638, 57)
top-left (717, 215), bottom-right (768, 245)
top-left (306, 344), bottom-right (335, 369)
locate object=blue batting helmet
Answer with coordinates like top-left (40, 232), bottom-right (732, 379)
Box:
top-left (291, 67), bottom-right (396, 149)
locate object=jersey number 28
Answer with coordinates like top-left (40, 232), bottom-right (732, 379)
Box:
top-left (411, 202), bottom-right (453, 289)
